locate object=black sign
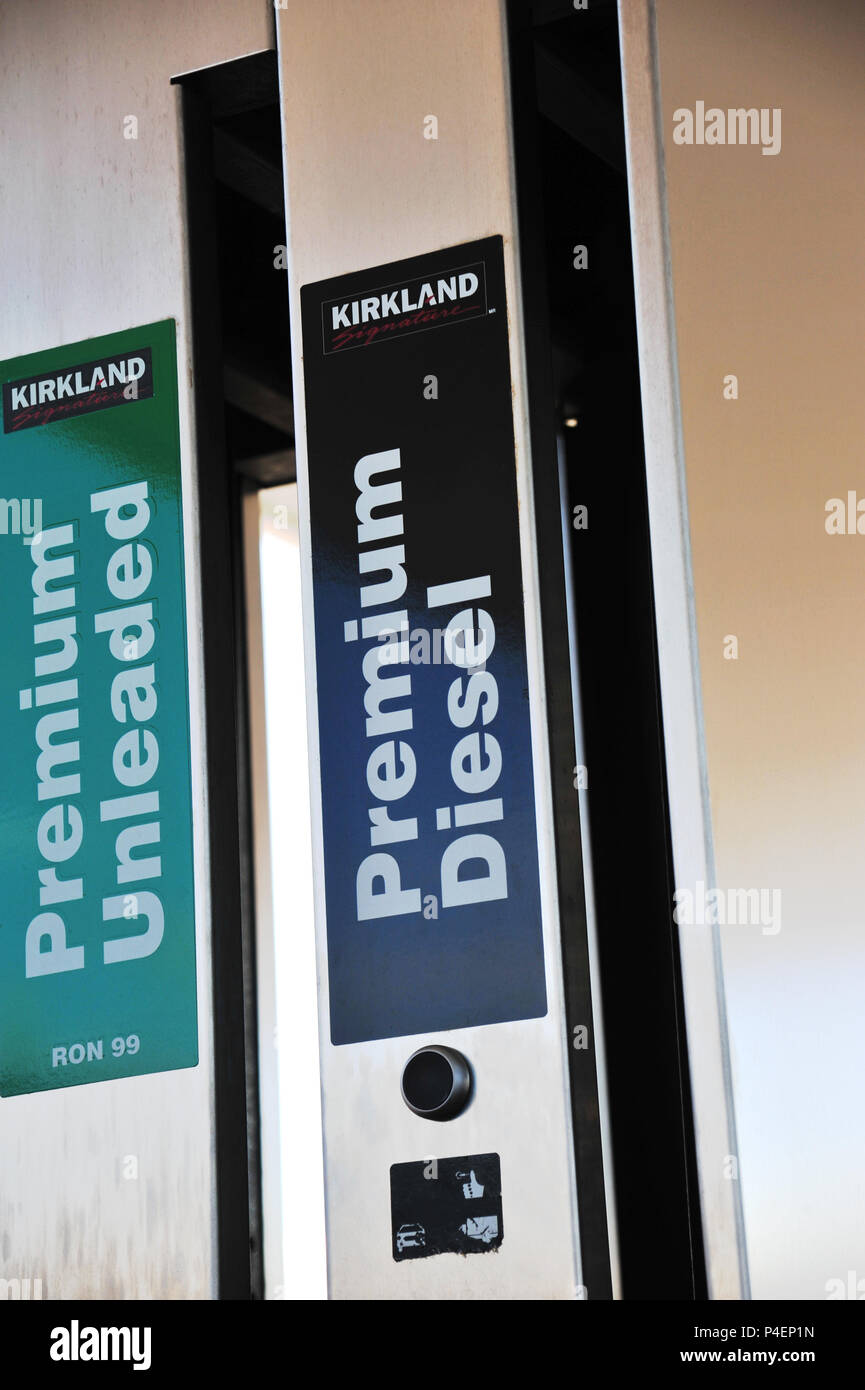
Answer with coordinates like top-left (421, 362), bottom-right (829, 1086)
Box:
top-left (390, 1153), bottom-right (503, 1261)
top-left (301, 236), bottom-right (547, 1045)
top-left (3, 347), bottom-right (153, 432)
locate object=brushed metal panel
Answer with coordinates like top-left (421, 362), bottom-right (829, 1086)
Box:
top-left (0, 0), bottom-right (273, 1300)
top-left (617, 0), bottom-right (748, 1300)
top-left (276, 0), bottom-right (588, 1300)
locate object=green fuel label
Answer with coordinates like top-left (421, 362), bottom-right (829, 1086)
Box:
top-left (0, 319), bottom-right (198, 1096)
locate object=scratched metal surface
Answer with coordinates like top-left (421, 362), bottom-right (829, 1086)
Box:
top-left (617, 0), bottom-right (747, 1302)
top-left (276, 0), bottom-right (592, 1300)
top-left (0, 0), bottom-right (273, 1300)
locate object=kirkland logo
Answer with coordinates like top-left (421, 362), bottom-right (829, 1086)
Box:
top-left (321, 261), bottom-right (487, 353)
top-left (3, 348), bottom-right (153, 432)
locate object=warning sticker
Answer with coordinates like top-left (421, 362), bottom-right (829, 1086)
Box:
top-left (390, 1153), bottom-right (503, 1261)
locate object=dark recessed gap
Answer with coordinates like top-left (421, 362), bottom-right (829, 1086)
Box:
top-left (174, 45), bottom-right (294, 1302)
top-left (511, 0), bottom-right (708, 1300)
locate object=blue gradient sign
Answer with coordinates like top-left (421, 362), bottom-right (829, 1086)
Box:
top-left (301, 238), bottom-right (547, 1044)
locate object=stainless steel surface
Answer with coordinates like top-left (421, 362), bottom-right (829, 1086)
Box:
top-left (275, 0), bottom-right (590, 1300)
top-left (0, 0), bottom-right (272, 1300)
top-left (617, 0), bottom-right (748, 1300)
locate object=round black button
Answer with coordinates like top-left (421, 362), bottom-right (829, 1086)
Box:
top-left (401, 1045), bottom-right (472, 1120)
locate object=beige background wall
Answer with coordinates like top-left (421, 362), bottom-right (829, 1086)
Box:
top-left (656, 0), bottom-right (865, 1298)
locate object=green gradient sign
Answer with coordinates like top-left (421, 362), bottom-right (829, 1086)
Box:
top-left (0, 319), bottom-right (198, 1096)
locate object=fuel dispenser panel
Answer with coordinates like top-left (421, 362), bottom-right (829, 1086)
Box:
top-left (296, 234), bottom-right (587, 1298)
